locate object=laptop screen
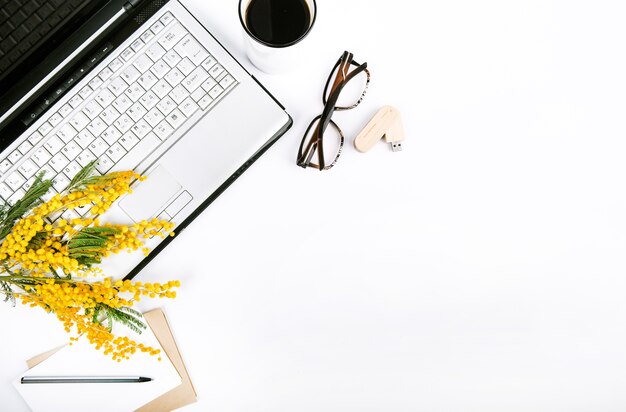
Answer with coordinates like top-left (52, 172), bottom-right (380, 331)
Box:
top-left (0, 0), bottom-right (112, 120)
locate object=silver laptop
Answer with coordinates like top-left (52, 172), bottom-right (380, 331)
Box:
top-left (0, 0), bottom-right (292, 278)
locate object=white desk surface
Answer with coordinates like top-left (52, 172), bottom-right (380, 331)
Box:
top-left (3, 1), bottom-right (626, 411)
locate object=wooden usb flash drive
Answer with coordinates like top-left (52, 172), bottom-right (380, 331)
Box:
top-left (354, 106), bottom-right (405, 153)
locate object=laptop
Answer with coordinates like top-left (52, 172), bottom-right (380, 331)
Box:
top-left (0, 0), bottom-right (292, 279)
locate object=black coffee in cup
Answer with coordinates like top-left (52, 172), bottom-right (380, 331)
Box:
top-left (245, 0), bottom-right (312, 46)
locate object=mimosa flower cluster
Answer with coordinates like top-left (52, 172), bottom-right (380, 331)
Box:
top-left (0, 162), bottom-right (179, 361)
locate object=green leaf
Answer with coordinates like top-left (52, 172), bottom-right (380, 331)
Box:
top-left (0, 280), bottom-right (15, 306)
top-left (0, 172), bottom-right (52, 240)
top-left (66, 160), bottom-right (99, 192)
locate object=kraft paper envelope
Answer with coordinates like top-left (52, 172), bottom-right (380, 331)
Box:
top-left (25, 308), bottom-right (196, 412)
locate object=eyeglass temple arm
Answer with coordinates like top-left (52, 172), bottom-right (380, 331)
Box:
top-left (314, 60), bottom-right (368, 168)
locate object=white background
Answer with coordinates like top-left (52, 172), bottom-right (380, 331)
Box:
top-left (3, 0), bottom-right (626, 411)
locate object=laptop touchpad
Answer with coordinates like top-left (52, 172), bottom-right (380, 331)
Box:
top-left (119, 165), bottom-right (182, 222)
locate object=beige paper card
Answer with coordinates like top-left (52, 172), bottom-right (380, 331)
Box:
top-left (26, 308), bottom-right (197, 412)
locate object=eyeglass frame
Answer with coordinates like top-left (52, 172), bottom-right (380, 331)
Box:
top-left (297, 51), bottom-right (371, 170)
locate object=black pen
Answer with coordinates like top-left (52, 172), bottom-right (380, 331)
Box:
top-left (21, 376), bottom-right (152, 384)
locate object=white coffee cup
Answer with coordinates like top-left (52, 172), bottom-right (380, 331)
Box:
top-left (238, 0), bottom-right (317, 74)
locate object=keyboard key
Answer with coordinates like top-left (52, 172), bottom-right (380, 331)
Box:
top-left (209, 64), bottom-right (224, 79)
top-left (59, 104), bottom-right (73, 117)
top-left (106, 143), bottom-right (126, 162)
top-left (0, 183), bottom-right (12, 200)
top-left (133, 53), bottom-right (153, 73)
top-left (88, 137), bottom-right (108, 157)
top-left (169, 84), bottom-right (189, 104)
top-left (176, 57), bottom-right (194, 76)
top-left (38, 121), bottom-right (53, 136)
top-left (145, 42), bottom-right (165, 62)
top-left (159, 23), bottom-right (186, 49)
top-left (139, 90), bottom-right (159, 110)
top-left (127, 102), bottom-right (147, 122)
top-left (114, 114), bottom-right (133, 133)
top-left (164, 67), bottom-right (184, 86)
top-left (87, 117), bottom-right (107, 136)
top-left (99, 67), bottom-right (113, 81)
top-left (163, 49), bottom-right (181, 67)
top-left (151, 59), bottom-right (170, 78)
top-left (62, 209), bottom-right (80, 221)
top-left (76, 149), bottom-right (96, 167)
top-left (18, 159), bottom-right (37, 179)
top-left (208, 84), bottom-right (224, 99)
top-left (0, 159), bottom-right (11, 173)
top-left (130, 119), bottom-right (150, 139)
top-left (183, 66), bottom-right (209, 93)
top-left (48, 112), bottom-right (63, 127)
top-left (180, 97), bottom-right (199, 117)
top-left (75, 130), bottom-right (95, 149)
top-left (112, 94), bottom-right (132, 112)
top-left (69, 94), bottom-right (83, 108)
top-left (63, 161), bottom-right (82, 179)
top-left (96, 154), bottom-right (114, 174)
top-left (154, 120), bottom-right (174, 140)
top-left (108, 77), bottom-right (128, 96)
top-left (190, 87), bottom-right (205, 102)
top-left (69, 112), bottom-right (90, 131)
top-left (38, 165), bottom-right (55, 181)
top-left (124, 83), bottom-right (146, 102)
top-left (100, 106), bottom-right (121, 125)
top-left (174, 34), bottom-right (208, 65)
top-left (50, 152), bottom-right (70, 173)
top-left (8, 189), bottom-right (25, 206)
top-left (52, 173), bottom-right (70, 192)
top-left (151, 20), bottom-right (165, 34)
top-left (28, 131), bottom-right (44, 144)
top-left (62, 141), bottom-right (82, 159)
top-left (144, 107), bottom-right (165, 127)
top-left (78, 86), bottom-right (93, 99)
top-left (82, 100), bottom-right (103, 120)
top-left (8, 150), bottom-right (21, 164)
top-left (138, 71), bottom-right (158, 90)
top-left (220, 74), bottom-right (236, 89)
top-left (5, 171), bottom-right (25, 191)
top-left (120, 47), bottom-right (135, 61)
top-left (165, 109), bottom-right (186, 129)
top-left (157, 95), bottom-right (176, 115)
top-left (160, 12), bottom-right (175, 26)
top-left (152, 78), bottom-right (172, 98)
top-left (23, 177), bottom-right (36, 192)
top-left (56, 124), bottom-right (77, 143)
top-left (198, 94), bottom-right (213, 110)
top-left (201, 55), bottom-right (217, 71)
top-left (44, 136), bottom-right (64, 155)
top-left (140, 30), bottom-right (155, 43)
top-left (121, 65), bottom-right (141, 83)
top-left (100, 126), bottom-right (121, 146)
top-left (32, 148), bottom-right (52, 167)
top-left (201, 77), bottom-right (217, 92)
top-left (119, 132), bottom-right (139, 151)
top-left (18, 141), bottom-right (33, 155)
top-left (95, 89), bottom-right (115, 107)
top-left (130, 38), bottom-right (144, 52)
top-left (108, 57), bottom-right (123, 72)
top-left (88, 76), bottom-right (103, 90)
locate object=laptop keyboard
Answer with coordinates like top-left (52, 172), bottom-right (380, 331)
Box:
top-left (0, 11), bottom-right (238, 220)
top-left (0, 0), bottom-right (89, 75)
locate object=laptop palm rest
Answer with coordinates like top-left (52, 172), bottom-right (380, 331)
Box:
top-left (119, 164), bottom-right (182, 222)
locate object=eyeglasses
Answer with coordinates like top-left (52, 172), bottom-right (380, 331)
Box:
top-left (297, 51), bottom-right (370, 170)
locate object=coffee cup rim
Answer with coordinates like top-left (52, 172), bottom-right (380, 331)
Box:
top-left (238, 0), bottom-right (317, 49)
